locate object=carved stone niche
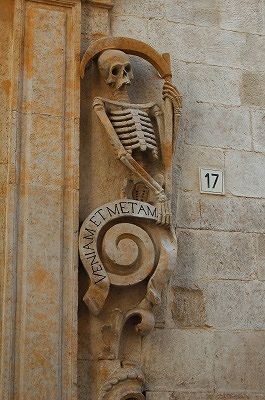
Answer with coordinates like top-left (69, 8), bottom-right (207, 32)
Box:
top-left (79, 36), bottom-right (182, 400)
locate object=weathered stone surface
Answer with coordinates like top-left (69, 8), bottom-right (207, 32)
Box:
top-left (214, 395), bottom-right (265, 400)
top-left (187, 64), bottom-right (241, 106)
top-left (219, 0), bottom-right (264, 34)
top-left (242, 34), bottom-right (265, 72)
top-left (241, 72), bottom-right (265, 107)
top-left (112, 15), bottom-right (149, 42)
top-left (176, 191), bottom-right (201, 229)
top-left (78, 359), bottom-right (92, 400)
top-left (186, 103), bottom-right (251, 151)
top-left (146, 392), bottom-right (170, 400)
top-left (205, 29), bottom-right (246, 69)
top-left (0, 2), bottom-right (81, 400)
top-left (170, 392), bottom-right (213, 400)
top-left (143, 329), bottom-right (214, 391)
top-left (148, 20), bottom-right (205, 63)
top-left (174, 230), bottom-right (257, 283)
top-left (225, 150), bottom-right (265, 198)
top-left (200, 195), bottom-right (265, 233)
top-left (203, 281), bottom-right (265, 329)
top-left (171, 286), bottom-right (207, 328)
top-left (178, 145), bottom-right (224, 193)
top-left (165, 0), bottom-right (220, 27)
top-left (112, 0), bottom-right (165, 18)
top-left (251, 109), bottom-right (265, 152)
top-left (256, 234), bottom-right (265, 280)
top-left (214, 331), bottom-right (265, 392)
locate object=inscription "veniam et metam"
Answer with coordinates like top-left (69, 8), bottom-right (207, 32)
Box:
top-left (80, 201), bottom-right (157, 284)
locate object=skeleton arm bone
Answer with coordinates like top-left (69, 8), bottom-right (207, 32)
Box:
top-left (148, 104), bottom-right (170, 226)
top-left (93, 98), bottom-right (165, 199)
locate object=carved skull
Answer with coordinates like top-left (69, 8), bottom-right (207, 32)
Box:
top-left (98, 49), bottom-right (134, 90)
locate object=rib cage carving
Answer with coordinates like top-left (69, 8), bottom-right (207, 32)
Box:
top-left (109, 108), bottom-right (158, 158)
top-left (80, 38), bottom-right (182, 400)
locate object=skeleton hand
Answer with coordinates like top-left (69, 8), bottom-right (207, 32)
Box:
top-left (156, 192), bottom-right (171, 226)
top-left (162, 82), bottom-right (182, 114)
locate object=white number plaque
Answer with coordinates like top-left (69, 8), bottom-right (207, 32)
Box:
top-left (200, 168), bottom-right (224, 195)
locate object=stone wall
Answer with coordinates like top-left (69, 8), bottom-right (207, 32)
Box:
top-left (105, 1), bottom-right (265, 399)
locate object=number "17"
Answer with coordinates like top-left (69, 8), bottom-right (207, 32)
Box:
top-left (205, 173), bottom-right (219, 189)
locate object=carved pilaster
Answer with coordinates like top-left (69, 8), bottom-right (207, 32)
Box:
top-left (0, 1), bottom-right (81, 399)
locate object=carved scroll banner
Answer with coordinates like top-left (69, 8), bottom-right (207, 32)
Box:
top-left (79, 36), bottom-right (181, 400)
top-left (0, 1), bottom-right (80, 399)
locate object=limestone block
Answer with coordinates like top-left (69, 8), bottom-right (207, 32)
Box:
top-left (148, 19), bottom-right (206, 63)
top-left (171, 60), bottom-right (189, 102)
top-left (242, 34), bottom-right (265, 72)
top-left (251, 109), bottom-right (265, 152)
top-left (187, 64), bottom-right (241, 106)
top-left (186, 103), bottom-right (251, 151)
top-left (240, 72), bottom-right (265, 107)
top-left (176, 191), bottom-right (201, 229)
top-left (225, 150), bottom-right (265, 198)
top-left (165, 0), bottom-right (220, 27)
top-left (214, 395), bottom-right (265, 400)
top-left (219, 0), bottom-right (264, 34)
top-left (112, 0), bottom-right (165, 19)
top-left (203, 281), bottom-right (265, 329)
top-left (112, 16), bottom-right (149, 42)
top-left (142, 329), bottom-right (214, 391)
top-left (256, 234), bottom-right (265, 280)
top-left (205, 29), bottom-right (246, 69)
top-left (214, 331), bottom-right (265, 392)
top-left (174, 230), bottom-right (257, 284)
top-left (146, 392), bottom-right (170, 400)
top-left (200, 195), bottom-right (265, 233)
top-left (170, 286), bottom-right (207, 328)
top-left (177, 145), bottom-right (224, 193)
top-left (170, 392), bottom-right (213, 400)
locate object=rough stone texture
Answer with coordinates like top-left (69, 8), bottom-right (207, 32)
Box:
top-left (186, 103), bottom-right (252, 151)
top-left (251, 109), bottom-right (265, 152)
top-left (225, 150), bottom-right (265, 198)
top-left (241, 72), bottom-right (265, 107)
top-left (142, 329), bottom-right (214, 391)
top-left (0, 1), bottom-right (80, 400)
top-left (108, 1), bottom-right (265, 399)
top-left (214, 331), bottom-right (265, 392)
top-left (174, 230), bottom-right (257, 283)
top-left (1, 0), bottom-right (265, 399)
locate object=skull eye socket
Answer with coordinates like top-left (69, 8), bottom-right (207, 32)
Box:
top-left (125, 64), bottom-right (131, 73)
top-left (111, 66), bottom-right (120, 76)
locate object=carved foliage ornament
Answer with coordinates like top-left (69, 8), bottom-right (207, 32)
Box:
top-left (79, 36), bottom-right (182, 400)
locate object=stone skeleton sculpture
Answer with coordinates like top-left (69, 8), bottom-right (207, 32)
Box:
top-left (79, 41), bottom-right (181, 400)
top-left (93, 49), bottom-right (182, 225)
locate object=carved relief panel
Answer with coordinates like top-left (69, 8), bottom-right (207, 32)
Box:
top-left (79, 36), bottom-right (181, 400)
